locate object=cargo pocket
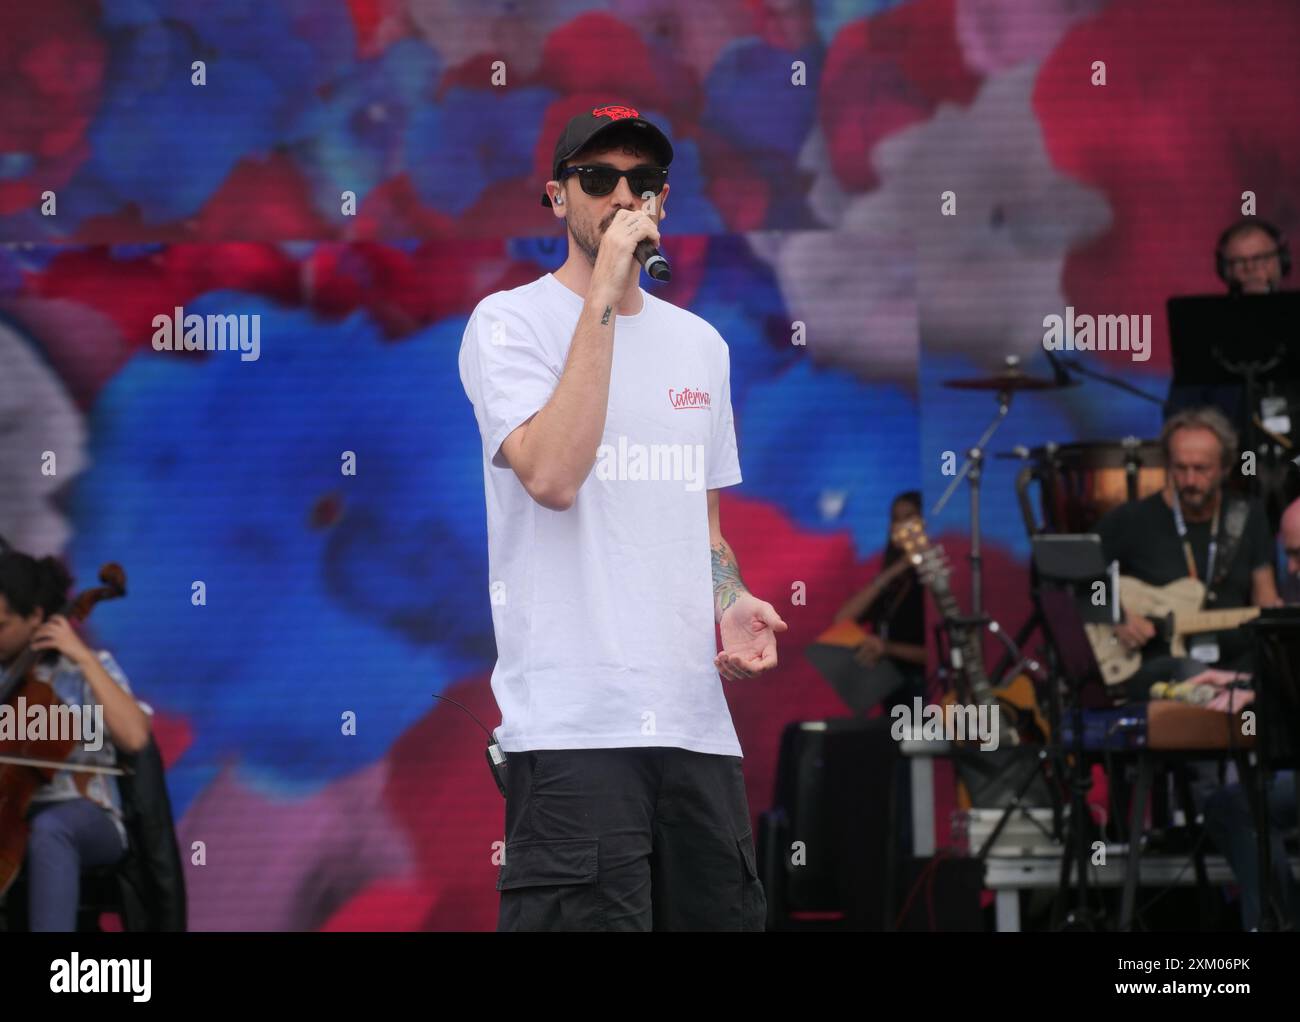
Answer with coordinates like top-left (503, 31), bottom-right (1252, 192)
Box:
top-left (497, 837), bottom-right (605, 931)
top-left (736, 832), bottom-right (767, 932)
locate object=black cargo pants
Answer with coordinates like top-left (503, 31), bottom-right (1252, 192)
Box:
top-left (496, 746), bottom-right (767, 931)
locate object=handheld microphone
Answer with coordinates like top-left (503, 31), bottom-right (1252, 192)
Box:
top-left (635, 240), bottom-right (671, 281)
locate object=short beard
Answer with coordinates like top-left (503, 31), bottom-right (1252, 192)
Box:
top-left (570, 212), bottom-right (615, 267)
top-left (1180, 483), bottom-right (1218, 509)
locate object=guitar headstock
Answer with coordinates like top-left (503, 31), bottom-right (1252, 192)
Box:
top-left (890, 516), bottom-right (930, 557)
top-left (890, 516), bottom-right (951, 593)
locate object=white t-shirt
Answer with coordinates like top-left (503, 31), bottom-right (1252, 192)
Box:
top-left (458, 272), bottom-right (744, 756)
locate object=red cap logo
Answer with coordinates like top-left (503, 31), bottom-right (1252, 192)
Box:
top-left (592, 104), bottom-right (639, 121)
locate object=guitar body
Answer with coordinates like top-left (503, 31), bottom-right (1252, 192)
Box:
top-left (1085, 576), bottom-right (1260, 685)
top-left (890, 518), bottom-right (1053, 810)
top-left (1085, 576), bottom-right (1205, 685)
top-left (806, 619), bottom-right (909, 711)
top-left (940, 675), bottom-right (1052, 811)
top-left (995, 673), bottom-right (1051, 744)
top-left (939, 672), bottom-right (1051, 749)
top-left (848, 621), bottom-right (909, 703)
top-left (862, 654), bottom-right (907, 706)
top-left (1118, 575), bottom-right (1206, 621)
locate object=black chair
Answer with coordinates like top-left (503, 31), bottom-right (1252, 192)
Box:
top-left (99, 733), bottom-right (187, 931)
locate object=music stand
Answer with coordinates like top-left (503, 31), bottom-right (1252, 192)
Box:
top-left (1030, 535), bottom-right (1118, 930)
top-left (1246, 610), bottom-right (1300, 767)
top-left (1168, 292), bottom-right (1300, 451)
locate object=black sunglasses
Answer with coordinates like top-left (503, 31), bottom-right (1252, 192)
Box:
top-left (558, 165), bottom-right (668, 198)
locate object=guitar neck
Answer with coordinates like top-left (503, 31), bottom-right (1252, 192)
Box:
top-left (893, 524), bottom-right (1019, 742)
top-left (929, 579), bottom-right (997, 705)
top-left (1176, 607), bottom-right (1261, 635)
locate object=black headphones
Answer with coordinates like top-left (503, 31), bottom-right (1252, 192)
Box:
top-left (1215, 216), bottom-right (1292, 285)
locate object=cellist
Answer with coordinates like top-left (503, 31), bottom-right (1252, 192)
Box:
top-left (0, 550), bottom-right (150, 931)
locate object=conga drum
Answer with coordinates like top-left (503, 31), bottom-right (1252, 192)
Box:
top-left (1016, 439), bottom-right (1165, 534)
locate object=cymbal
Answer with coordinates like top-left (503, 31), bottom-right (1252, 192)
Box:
top-left (942, 367), bottom-right (1076, 391)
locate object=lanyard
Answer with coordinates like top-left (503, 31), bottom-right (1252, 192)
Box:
top-left (1171, 491), bottom-right (1220, 591)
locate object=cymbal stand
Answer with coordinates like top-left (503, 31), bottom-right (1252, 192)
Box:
top-left (930, 387), bottom-right (1013, 618)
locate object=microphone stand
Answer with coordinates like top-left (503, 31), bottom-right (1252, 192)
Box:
top-left (930, 387), bottom-right (1013, 618)
top-left (1052, 355), bottom-right (1164, 406)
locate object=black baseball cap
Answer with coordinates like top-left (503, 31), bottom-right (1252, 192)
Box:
top-left (541, 104), bottom-right (674, 207)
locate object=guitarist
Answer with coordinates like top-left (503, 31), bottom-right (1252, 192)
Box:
top-left (1097, 409), bottom-right (1292, 928)
top-left (834, 491), bottom-right (927, 699)
top-left (1096, 407), bottom-right (1280, 701)
top-left (833, 492), bottom-right (928, 851)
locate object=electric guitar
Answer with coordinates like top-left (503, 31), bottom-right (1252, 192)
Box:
top-left (1084, 576), bottom-right (1261, 685)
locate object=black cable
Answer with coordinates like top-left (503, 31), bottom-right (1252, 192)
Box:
top-left (430, 692), bottom-right (497, 740)
top-left (894, 844), bottom-right (963, 930)
top-left (433, 693), bottom-right (510, 798)
top-left (1132, 829), bottom-right (1212, 926)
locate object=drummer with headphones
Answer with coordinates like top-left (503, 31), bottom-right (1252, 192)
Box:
top-left (1215, 217), bottom-right (1291, 295)
top-left (1166, 217), bottom-right (1295, 482)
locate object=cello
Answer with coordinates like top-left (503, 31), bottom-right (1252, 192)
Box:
top-left (0, 562), bottom-right (128, 896)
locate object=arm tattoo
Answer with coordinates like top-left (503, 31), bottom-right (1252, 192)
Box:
top-left (601, 305), bottom-right (612, 325)
top-left (712, 539), bottom-right (749, 620)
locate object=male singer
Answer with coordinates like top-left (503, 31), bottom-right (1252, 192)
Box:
top-left (458, 105), bottom-right (785, 931)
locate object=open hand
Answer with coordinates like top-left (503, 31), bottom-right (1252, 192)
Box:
top-left (716, 593), bottom-right (788, 679)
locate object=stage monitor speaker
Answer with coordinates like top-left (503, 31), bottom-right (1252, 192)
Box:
top-left (757, 716), bottom-right (905, 930)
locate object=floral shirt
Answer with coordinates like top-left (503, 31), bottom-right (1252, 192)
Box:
top-left (27, 651), bottom-right (148, 847)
